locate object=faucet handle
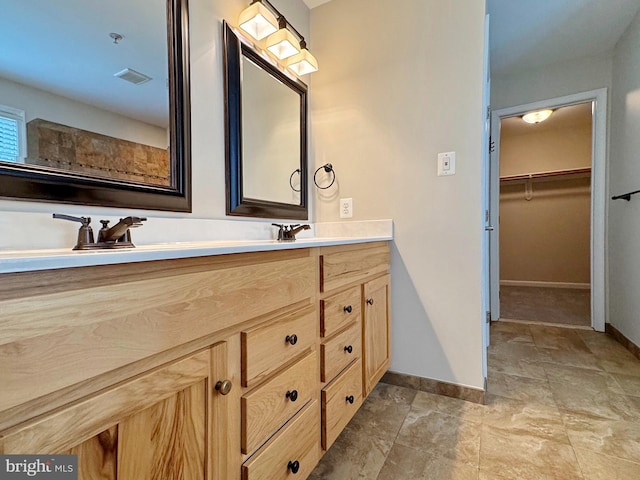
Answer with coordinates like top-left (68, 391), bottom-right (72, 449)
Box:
top-left (53, 213), bottom-right (91, 227)
top-left (53, 213), bottom-right (95, 250)
top-left (272, 223), bottom-right (286, 241)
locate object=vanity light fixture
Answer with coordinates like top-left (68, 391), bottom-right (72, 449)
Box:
top-left (522, 109), bottom-right (553, 124)
top-left (236, 0), bottom-right (318, 75)
top-left (266, 22), bottom-right (300, 60)
top-left (238, 1), bottom-right (278, 41)
top-left (287, 40), bottom-right (318, 75)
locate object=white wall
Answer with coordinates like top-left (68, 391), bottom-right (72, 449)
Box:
top-left (0, 0), bottom-right (310, 248)
top-left (609, 10), bottom-right (640, 346)
top-left (491, 53), bottom-right (613, 110)
top-left (0, 76), bottom-right (167, 149)
top-left (311, 0), bottom-right (487, 389)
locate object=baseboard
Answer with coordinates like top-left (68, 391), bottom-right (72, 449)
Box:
top-left (500, 280), bottom-right (590, 290)
top-left (381, 371), bottom-right (485, 405)
top-left (605, 323), bottom-right (640, 362)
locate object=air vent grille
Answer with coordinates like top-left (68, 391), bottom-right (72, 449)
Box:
top-left (114, 68), bottom-right (152, 85)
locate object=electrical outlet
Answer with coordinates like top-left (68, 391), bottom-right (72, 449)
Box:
top-left (340, 198), bottom-right (353, 218)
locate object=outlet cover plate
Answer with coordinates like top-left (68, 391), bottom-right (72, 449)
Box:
top-left (340, 198), bottom-right (353, 218)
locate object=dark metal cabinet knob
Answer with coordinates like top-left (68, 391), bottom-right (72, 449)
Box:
top-left (343, 305), bottom-right (353, 313)
top-left (344, 345), bottom-right (353, 354)
top-left (287, 460), bottom-right (300, 474)
top-left (346, 395), bottom-right (355, 404)
top-left (214, 379), bottom-right (233, 395)
top-left (285, 334), bottom-right (298, 345)
top-left (366, 298), bottom-right (374, 305)
top-left (286, 390), bottom-right (299, 402)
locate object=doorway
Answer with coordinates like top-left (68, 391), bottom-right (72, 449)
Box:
top-left (489, 89), bottom-right (607, 332)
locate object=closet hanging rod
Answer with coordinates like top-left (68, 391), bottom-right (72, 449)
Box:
top-left (500, 167), bottom-right (591, 182)
top-left (612, 189), bottom-right (640, 201)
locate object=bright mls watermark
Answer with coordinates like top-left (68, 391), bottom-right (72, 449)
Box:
top-left (0, 455), bottom-right (77, 479)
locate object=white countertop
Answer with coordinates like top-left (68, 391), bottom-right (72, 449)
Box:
top-left (0, 219), bottom-right (393, 273)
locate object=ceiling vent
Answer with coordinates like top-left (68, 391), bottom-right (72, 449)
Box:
top-left (114, 68), bottom-right (152, 85)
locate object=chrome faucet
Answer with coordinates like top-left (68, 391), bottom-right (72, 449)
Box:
top-left (272, 223), bottom-right (311, 242)
top-left (53, 214), bottom-right (146, 250)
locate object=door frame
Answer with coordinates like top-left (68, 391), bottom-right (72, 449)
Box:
top-left (489, 88), bottom-right (608, 332)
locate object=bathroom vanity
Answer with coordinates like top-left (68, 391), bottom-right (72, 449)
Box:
top-left (0, 239), bottom-right (390, 479)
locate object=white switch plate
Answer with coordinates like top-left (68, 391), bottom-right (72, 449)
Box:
top-left (340, 198), bottom-right (353, 218)
top-left (437, 151), bottom-right (456, 176)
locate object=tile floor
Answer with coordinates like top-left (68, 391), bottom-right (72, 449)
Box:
top-left (500, 286), bottom-right (591, 327)
top-left (309, 321), bottom-right (640, 479)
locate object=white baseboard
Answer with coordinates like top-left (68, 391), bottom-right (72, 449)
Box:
top-left (500, 280), bottom-right (590, 290)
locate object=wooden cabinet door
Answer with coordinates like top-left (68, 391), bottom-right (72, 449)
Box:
top-left (363, 274), bottom-right (391, 396)
top-left (0, 342), bottom-right (241, 480)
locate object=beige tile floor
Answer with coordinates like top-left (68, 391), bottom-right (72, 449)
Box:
top-left (309, 321), bottom-right (640, 479)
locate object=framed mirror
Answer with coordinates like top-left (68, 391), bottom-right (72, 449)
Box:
top-left (223, 22), bottom-right (308, 220)
top-left (0, 0), bottom-right (191, 212)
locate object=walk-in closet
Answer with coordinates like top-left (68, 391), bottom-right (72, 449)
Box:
top-left (498, 102), bottom-right (593, 327)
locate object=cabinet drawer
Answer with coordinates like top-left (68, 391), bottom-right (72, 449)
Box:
top-left (319, 243), bottom-right (390, 293)
top-left (321, 322), bottom-right (361, 383)
top-left (242, 350), bottom-right (317, 454)
top-left (242, 308), bottom-right (316, 387)
top-left (321, 359), bottom-right (363, 450)
top-left (242, 400), bottom-right (320, 480)
top-left (320, 285), bottom-right (361, 338)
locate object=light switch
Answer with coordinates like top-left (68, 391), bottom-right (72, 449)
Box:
top-left (437, 152), bottom-right (456, 176)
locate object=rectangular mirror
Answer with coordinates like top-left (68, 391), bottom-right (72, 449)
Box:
top-left (223, 22), bottom-right (307, 220)
top-left (0, 0), bottom-right (191, 212)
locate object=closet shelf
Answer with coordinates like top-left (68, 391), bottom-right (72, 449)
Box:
top-left (500, 167), bottom-right (591, 183)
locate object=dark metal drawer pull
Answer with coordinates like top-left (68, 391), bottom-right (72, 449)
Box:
top-left (288, 460), bottom-right (300, 474)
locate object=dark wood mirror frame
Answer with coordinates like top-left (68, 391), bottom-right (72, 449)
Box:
top-left (223, 22), bottom-right (308, 220)
top-left (0, 0), bottom-right (192, 212)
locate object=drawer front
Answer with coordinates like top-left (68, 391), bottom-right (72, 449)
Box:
top-left (242, 350), bottom-right (317, 454)
top-left (321, 322), bottom-right (361, 383)
top-left (321, 359), bottom-right (363, 450)
top-left (320, 285), bottom-right (361, 338)
top-left (242, 400), bottom-right (320, 480)
top-left (319, 243), bottom-right (390, 293)
top-left (242, 308), bottom-right (316, 387)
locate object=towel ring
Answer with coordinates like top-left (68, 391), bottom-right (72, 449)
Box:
top-left (289, 168), bottom-right (301, 192)
top-left (314, 163), bottom-right (336, 190)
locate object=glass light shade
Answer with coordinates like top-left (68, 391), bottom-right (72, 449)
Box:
top-left (239, 2), bottom-right (278, 41)
top-left (522, 109), bottom-right (553, 124)
top-left (287, 48), bottom-right (318, 75)
top-left (265, 28), bottom-right (300, 60)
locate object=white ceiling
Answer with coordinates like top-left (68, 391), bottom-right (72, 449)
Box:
top-left (302, 0), bottom-right (333, 9)
top-left (487, 0), bottom-right (640, 76)
top-left (0, 0), bottom-right (168, 128)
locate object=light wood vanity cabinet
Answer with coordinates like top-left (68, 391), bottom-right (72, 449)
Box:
top-left (0, 241), bottom-right (390, 480)
top-left (318, 242), bottom-right (391, 450)
top-left (0, 342), bottom-right (239, 479)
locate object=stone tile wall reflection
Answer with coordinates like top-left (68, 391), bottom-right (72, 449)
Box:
top-left (26, 119), bottom-right (169, 186)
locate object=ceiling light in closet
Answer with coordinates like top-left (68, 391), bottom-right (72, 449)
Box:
top-left (522, 109), bottom-right (553, 124)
